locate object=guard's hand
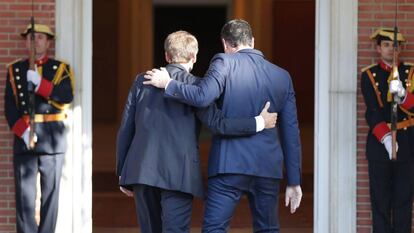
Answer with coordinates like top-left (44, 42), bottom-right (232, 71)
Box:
top-left (143, 67), bottom-right (171, 88)
top-left (21, 127), bottom-right (37, 149)
top-left (390, 79), bottom-right (406, 98)
top-left (382, 134), bottom-right (398, 160)
top-left (285, 185), bottom-right (302, 214)
top-left (260, 101), bottom-right (278, 129)
top-left (27, 69), bottom-right (41, 87)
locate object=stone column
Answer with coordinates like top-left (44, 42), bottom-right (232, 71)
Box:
top-left (314, 0), bottom-right (357, 232)
top-left (54, 0), bottom-right (93, 232)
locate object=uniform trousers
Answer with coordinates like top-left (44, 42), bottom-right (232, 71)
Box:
top-left (202, 174), bottom-right (280, 233)
top-left (368, 161), bottom-right (414, 233)
top-left (133, 184), bottom-right (193, 233)
top-left (13, 153), bottom-right (64, 233)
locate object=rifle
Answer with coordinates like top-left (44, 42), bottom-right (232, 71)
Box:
top-left (28, 15), bottom-right (36, 149)
top-left (390, 0), bottom-right (400, 160)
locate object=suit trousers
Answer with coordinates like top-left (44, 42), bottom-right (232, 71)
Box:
top-left (13, 153), bottom-right (64, 233)
top-left (133, 184), bottom-right (193, 233)
top-left (202, 174), bottom-right (280, 233)
top-left (368, 161), bottom-right (414, 233)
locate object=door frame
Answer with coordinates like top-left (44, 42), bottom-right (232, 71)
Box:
top-left (314, 0), bottom-right (358, 232)
top-left (56, 0), bottom-right (359, 231)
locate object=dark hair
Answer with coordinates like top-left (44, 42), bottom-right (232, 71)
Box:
top-left (220, 19), bottom-right (253, 48)
top-left (376, 35), bottom-right (392, 45)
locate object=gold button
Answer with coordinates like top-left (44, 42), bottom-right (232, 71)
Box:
top-left (375, 82), bottom-right (379, 86)
top-left (16, 76), bottom-right (20, 80)
top-left (19, 93), bottom-right (23, 97)
top-left (373, 73), bottom-right (376, 77)
top-left (15, 68), bottom-right (19, 72)
top-left (406, 70), bottom-right (409, 74)
top-left (17, 84), bottom-right (21, 89)
top-left (404, 127), bottom-right (407, 130)
top-left (21, 101), bottom-right (25, 105)
top-left (24, 111), bottom-right (28, 114)
top-left (53, 65), bottom-right (58, 70)
top-left (46, 110), bottom-right (50, 113)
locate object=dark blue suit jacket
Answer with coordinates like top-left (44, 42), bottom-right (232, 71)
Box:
top-left (165, 49), bottom-right (302, 185)
top-left (116, 64), bottom-right (257, 198)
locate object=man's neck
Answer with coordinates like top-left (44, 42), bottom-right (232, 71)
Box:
top-left (234, 45), bottom-right (252, 52)
top-left (36, 54), bottom-right (47, 61)
top-left (381, 59), bottom-right (392, 67)
top-left (226, 45), bottom-right (252, 54)
top-left (174, 62), bottom-right (192, 72)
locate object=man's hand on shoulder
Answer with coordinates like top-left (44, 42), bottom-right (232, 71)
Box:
top-left (143, 67), bottom-right (172, 89)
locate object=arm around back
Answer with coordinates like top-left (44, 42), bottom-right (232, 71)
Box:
top-left (164, 54), bottom-right (228, 107)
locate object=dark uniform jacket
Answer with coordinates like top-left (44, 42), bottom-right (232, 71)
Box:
top-left (361, 60), bottom-right (414, 162)
top-left (165, 49), bottom-right (302, 185)
top-left (116, 64), bottom-right (257, 198)
top-left (4, 56), bottom-right (74, 155)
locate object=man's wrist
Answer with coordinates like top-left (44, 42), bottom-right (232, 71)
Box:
top-left (164, 79), bottom-right (172, 90)
top-left (255, 115), bottom-right (265, 132)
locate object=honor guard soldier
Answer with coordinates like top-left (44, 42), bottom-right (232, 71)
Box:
top-left (361, 28), bottom-right (414, 233)
top-left (4, 24), bottom-right (74, 233)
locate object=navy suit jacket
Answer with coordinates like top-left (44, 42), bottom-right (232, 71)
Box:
top-left (116, 64), bottom-right (257, 198)
top-left (165, 49), bottom-right (302, 185)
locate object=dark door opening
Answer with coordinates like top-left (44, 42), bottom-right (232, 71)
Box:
top-left (153, 5), bottom-right (226, 77)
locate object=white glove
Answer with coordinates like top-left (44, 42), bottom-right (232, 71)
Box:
top-left (285, 185), bottom-right (302, 214)
top-left (381, 134), bottom-right (398, 160)
top-left (21, 128), bottom-right (37, 149)
top-left (390, 80), bottom-right (406, 98)
top-left (27, 70), bottom-right (41, 87)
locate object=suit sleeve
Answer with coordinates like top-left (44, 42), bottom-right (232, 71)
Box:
top-left (360, 71), bottom-right (390, 141)
top-left (195, 103), bottom-right (256, 136)
top-left (4, 66), bottom-right (29, 138)
top-left (279, 77), bottom-right (302, 186)
top-left (164, 54), bottom-right (227, 107)
top-left (116, 77), bottom-right (140, 176)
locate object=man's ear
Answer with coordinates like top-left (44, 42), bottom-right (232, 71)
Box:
top-left (191, 54), bottom-right (197, 64)
top-left (221, 38), bottom-right (228, 51)
top-left (251, 37), bottom-right (255, 48)
top-left (376, 44), bottom-right (382, 54)
top-left (165, 52), bottom-right (172, 63)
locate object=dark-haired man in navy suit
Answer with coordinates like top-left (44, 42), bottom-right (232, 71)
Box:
top-left (144, 19), bottom-right (302, 233)
top-left (116, 30), bottom-right (277, 233)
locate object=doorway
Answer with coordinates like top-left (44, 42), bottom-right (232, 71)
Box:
top-left (91, 0), bottom-right (315, 232)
